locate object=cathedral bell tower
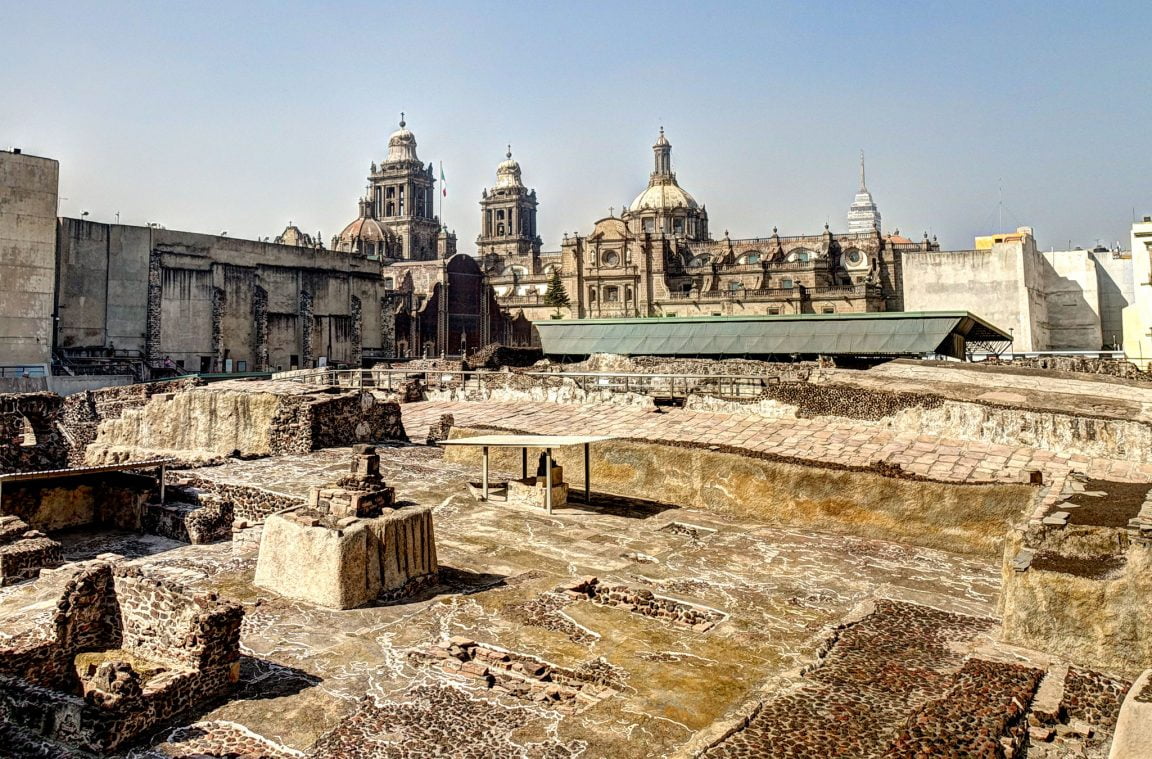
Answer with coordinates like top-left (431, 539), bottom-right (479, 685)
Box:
top-left (477, 146), bottom-right (541, 273)
top-left (366, 115), bottom-right (444, 261)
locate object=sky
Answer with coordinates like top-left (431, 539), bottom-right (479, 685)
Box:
top-left (2, 0), bottom-right (1150, 252)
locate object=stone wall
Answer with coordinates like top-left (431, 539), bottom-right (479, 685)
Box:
top-left (0, 561), bottom-right (243, 753)
top-left (84, 382), bottom-right (406, 464)
top-left (0, 392), bottom-right (68, 473)
top-left (999, 477), bottom-right (1152, 676)
top-left (445, 428), bottom-right (1034, 558)
top-left (0, 472), bottom-right (152, 533)
top-left (59, 378), bottom-right (204, 466)
top-left (172, 475), bottom-right (303, 524)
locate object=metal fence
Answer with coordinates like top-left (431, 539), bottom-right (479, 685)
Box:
top-left (280, 367), bottom-right (781, 400)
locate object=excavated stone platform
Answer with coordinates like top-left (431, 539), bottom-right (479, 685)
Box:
top-left (0, 437), bottom-right (1137, 758)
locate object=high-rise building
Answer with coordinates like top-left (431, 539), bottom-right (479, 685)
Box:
top-left (847, 151), bottom-right (882, 234)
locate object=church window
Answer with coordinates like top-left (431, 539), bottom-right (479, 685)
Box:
top-left (781, 278), bottom-right (794, 289)
top-left (386, 202), bottom-right (395, 217)
top-left (688, 255), bottom-right (710, 268)
top-left (727, 280), bottom-right (744, 292)
top-left (625, 286), bottom-right (633, 302)
top-left (843, 249), bottom-right (865, 267)
top-left (602, 250), bottom-right (620, 267)
top-left (791, 249), bottom-right (812, 263)
top-left (673, 218), bottom-right (684, 234)
top-left (604, 286), bottom-right (620, 302)
top-left (384, 277), bottom-right (394, 289)
top-left (643, 218), bottom-right (655, 233)
top-left (386, 187), bottom-right (396, 198)
top-left (398, 186), bottom-right (405, 215)
top-left (589, 288), bottom-right (597, 302)
top-left (496, 210), bottom-right (505, 220)
top-left (743, 251), bottom-right (761, 264)
top-left (497, 223), bottom-right (505, 236)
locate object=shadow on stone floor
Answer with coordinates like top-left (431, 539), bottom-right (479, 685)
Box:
top-left (234, 656), bottom-right (324, 701)
top-left (428, 566), bottom-right (510, 597)
top-left (567, 491), bottom-right (680, 520)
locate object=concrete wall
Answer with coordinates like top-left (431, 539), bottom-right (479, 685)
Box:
top-left (0, 151), bottom-right (59, 365)
top-left (902, 240), bottom-right (1047, 350)
top-left (903, 235), bottom-right (1132, 352)
top-left (56, 218), bottom-right (389, 370)
top-left (1124, 221), bottom-right (1152, 368)
top-left (1040, 250), bottom-right (1103, 350)
top-left (1092, 250), bottom-right (1134, 349)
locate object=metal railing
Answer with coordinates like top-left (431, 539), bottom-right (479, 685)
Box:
top-left (279, 366), bottom-right (781, 400)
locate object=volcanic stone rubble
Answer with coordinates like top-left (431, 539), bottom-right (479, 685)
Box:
top-left (702, 600), bottom-right (1040, 758)
top-left (559, 576), bottom-right (724, 631)
top-left (0, 560), bottom-right (243, 754)
top-left (0, 515), bottom-right (62, 585)
top-left (409, 637), bottom-right (617, 712)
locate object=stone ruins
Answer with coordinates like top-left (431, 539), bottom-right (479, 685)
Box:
top-left (0, 355), bottom-right (1151, 757)
top-left (254, 444), bottom-right (438, 609)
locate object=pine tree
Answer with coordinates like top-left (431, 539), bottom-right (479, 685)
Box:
top-left (543, 269), bottom-right (571, 317)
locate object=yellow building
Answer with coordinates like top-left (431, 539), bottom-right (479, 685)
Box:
top-left (974, 226), bottom-right (1034, 250)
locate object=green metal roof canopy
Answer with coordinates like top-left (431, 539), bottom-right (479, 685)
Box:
top-left (534, 312), bottom-right (1011, 361)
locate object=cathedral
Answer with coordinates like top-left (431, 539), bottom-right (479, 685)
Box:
top-left (480, 129), bottom-right (937, 336)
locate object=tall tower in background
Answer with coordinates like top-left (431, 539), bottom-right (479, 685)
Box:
top-left (847, 151), bottom-right (882, 234)
top-left (477, 147), bottom-right (541, 272)
top-left (369, 116), bottom-right (442, 260)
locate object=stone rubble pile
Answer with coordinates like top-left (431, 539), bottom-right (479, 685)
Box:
top-left (410, 637), bottom-right (616, 711)
top-left (559, 576), bottom-right (724, 631)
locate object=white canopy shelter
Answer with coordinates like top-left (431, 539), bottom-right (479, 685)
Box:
top-left (440, 434), bottom-right (616, 513)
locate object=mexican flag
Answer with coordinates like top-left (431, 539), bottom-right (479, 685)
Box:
top-left (440, 162), bottom-right (446, 197)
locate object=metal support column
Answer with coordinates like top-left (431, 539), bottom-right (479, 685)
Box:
top-left (482, 446), bottom-right (489, 501)
top-left (545, 447), bottom-right (553, 514)
top-left (583, 443), bottom-right (590, 504)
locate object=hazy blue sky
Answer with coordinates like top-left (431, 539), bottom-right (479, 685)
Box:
top-left (3, 1), bottom-right (1150, 251)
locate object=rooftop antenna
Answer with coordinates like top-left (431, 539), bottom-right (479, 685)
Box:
top-left (998, 179), bottom-right (1004, 232)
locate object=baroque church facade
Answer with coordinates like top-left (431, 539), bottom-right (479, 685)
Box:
top-left (480, 130), bottom-right (938, 334)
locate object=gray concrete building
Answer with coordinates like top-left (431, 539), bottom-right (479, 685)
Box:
top-left (0, 149), bottom-right (59, 369)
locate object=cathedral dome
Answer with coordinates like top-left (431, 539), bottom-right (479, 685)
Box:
top-left (629, 182), bottom-right (698, 212)
top-left (335, 199), bottom-right (395, 257)
top-left (494, 147), bottom-right (523, 189)
top-left (385, 115), bottom-right (419, 163)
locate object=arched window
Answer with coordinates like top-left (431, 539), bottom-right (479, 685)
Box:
top-left (789, 248), bottom-right (814, 264)
top-left (604, 286), bottom-right (620, 302)
top-left (688, 255), bottom-right (710, 268)
top-left (742, 251), bottom-right (761, 264)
